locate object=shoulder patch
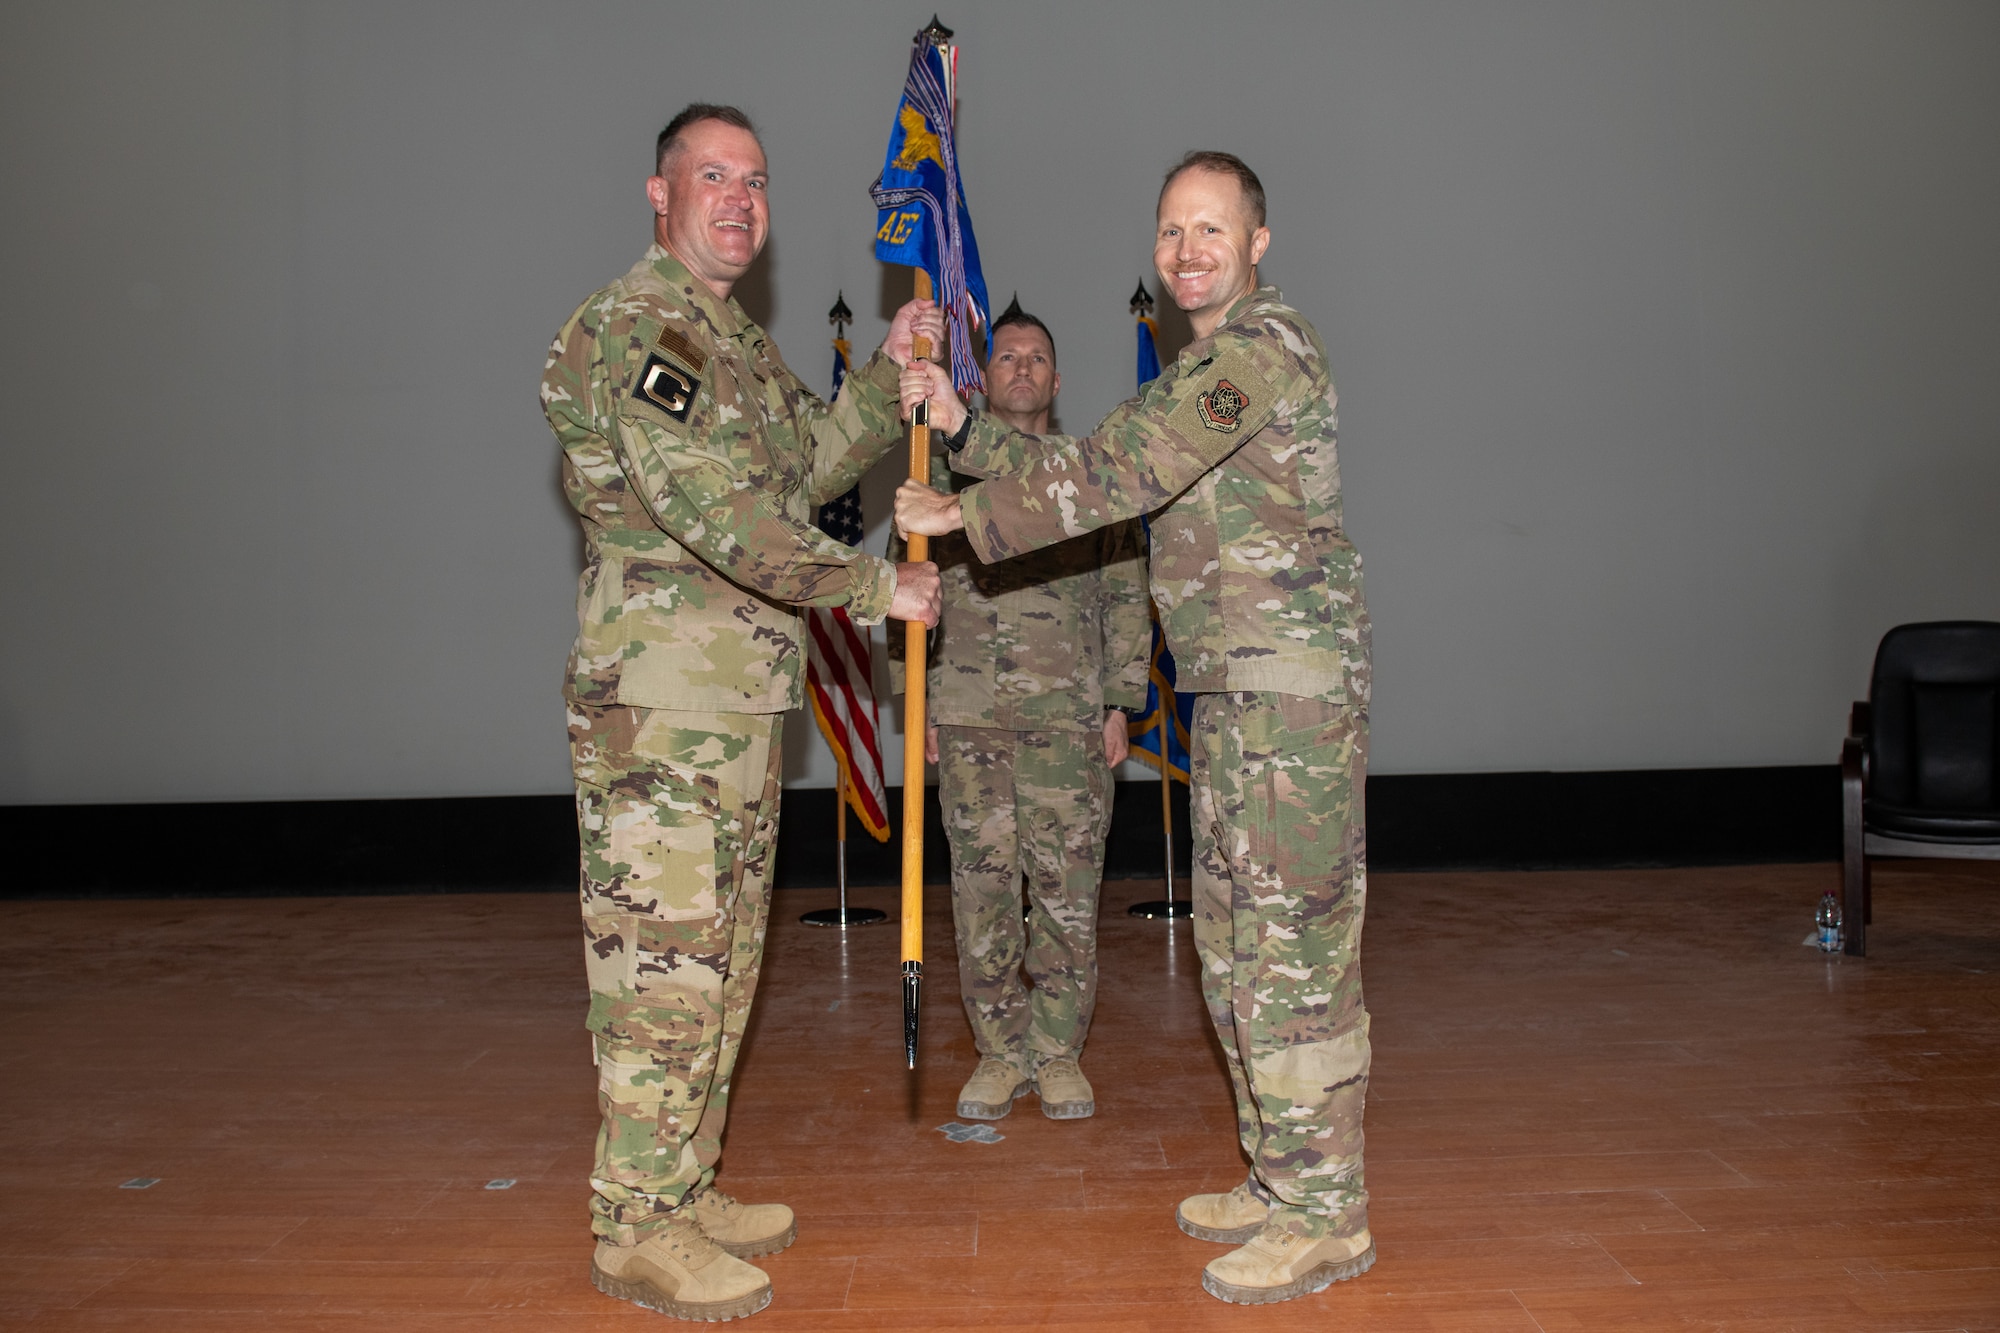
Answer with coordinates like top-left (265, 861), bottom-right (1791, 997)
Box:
top-left (1196, 377), bottom-right (1248, 433)
top-left (633, 351), bottom-right (699, 423)
top-left (654, 325), bottom-right (707, 374)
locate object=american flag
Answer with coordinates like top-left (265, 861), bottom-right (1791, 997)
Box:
top-left (803, 341), bottom-right (891, 841)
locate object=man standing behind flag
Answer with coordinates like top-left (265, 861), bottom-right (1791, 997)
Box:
top-left (541, 103), bottom-right (941, 1322)
top-left (892, 301), bottom-right (1151, 1123)
top-left (895, 152), bottom-right (1375, 1307)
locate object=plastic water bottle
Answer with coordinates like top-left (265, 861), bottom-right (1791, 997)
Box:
top-left (1815, 891), bottom-right (1843, 953)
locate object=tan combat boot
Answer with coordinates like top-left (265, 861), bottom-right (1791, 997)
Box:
top-left (957, 1056), bottom-right (1030, 1120)
top-left (1175, 1177), bottom-right (1271, 1243)
top-left (688, 1186), bottom-right (796, 1258)
top-left (1033, 1055), bottom-right (1095, 1119)
top-left (591, 1213), bottom-right (773, 1321)
top-left (1201, 1219), bottom-right (1376, 1305)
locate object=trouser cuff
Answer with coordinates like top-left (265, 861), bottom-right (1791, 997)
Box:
top-left (1261, 1197), bottom-right (1370, 1240)
top-left (592, 1190), bottom-right (699, 1246)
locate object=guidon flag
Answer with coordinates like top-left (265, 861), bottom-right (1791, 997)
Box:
top-left (1126, 281), bottom-right (1194, 783)
top-left (868, 29), bottom-right (990, 394)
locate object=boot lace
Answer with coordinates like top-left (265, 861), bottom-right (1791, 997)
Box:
top-left (658, 1218), bottom-right (723, 1269)
top-left (1254, 1222), bottom-right (1304, 1252)
top-left (696, 1187), bottom-right (740, 1217)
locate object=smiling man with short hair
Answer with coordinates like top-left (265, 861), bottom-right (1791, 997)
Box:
top-left (895, 150), bottom-right (1375, 1307)
top-left (542, 102), bottom-right (942, 1322)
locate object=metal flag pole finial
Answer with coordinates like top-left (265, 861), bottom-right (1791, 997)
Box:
top-left (918, 14), bottom-right (954, 44)
top-left (828, 291), bottom-right (853, 331)
top-left (1130, 280), bottom-right (1155, 318)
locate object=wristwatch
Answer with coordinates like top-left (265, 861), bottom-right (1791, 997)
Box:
top-left (942, 410), bottom-right (974, 453)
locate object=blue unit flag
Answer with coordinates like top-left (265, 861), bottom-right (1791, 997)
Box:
top-left (1127, 307), bottom-right (1195, 783)
top-left (1136, 312), bottom-right (1162, 388)
top-left (869, 36), bottom-right (990, 394)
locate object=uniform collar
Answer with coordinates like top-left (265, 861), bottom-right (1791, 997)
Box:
top-left (1221, 283), bottom-right (1281, 328)
top-left (644, 243), bottom-right (760, 344)
top-left (1179, 284), bottom-right (1282, 370)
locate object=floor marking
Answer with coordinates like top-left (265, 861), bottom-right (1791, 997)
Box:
top-left (936, 1122), bottom-right (1005, 1144)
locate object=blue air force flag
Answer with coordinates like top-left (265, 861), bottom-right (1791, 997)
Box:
top-left (1136, 311), bottom-right (1163, 387)
top-left (1128, 307), bottom-right (1196, 783)
top-left (869, 37), bottom-right (990, 394)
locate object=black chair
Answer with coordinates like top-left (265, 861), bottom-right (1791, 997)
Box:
top-left (1841, 621), bottom-right (2000, 955)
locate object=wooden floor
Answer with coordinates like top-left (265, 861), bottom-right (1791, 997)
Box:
top-left (3, 859), bottom-right (1999, 1331)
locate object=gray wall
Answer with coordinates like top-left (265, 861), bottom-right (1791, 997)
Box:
top-left (2, 1), bottom-right (1995, 805)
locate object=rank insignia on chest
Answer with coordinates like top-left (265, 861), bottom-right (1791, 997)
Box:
top-left (635, 351), bottom-right (699, 422)
top-left (1197, 378), bottom-right (1248, 433)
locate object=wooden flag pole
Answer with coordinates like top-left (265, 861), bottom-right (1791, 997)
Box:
top-left (900, 268), bottom-right (935, 1069)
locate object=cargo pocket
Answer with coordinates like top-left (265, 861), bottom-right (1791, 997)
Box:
top-left (593, 1032), bottom-right (713, 1191)
top-left (581, 778), bottom-right (728, 1059)
top-left (1248, 698), bottom-right (1357, 893)
top-left (579, 769), bottom-right (724, 920)
top-left (585, 909), bottom-right (725, 1093)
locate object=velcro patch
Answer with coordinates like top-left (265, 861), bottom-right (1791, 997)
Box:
top-left (654, 325), bottom-right (707, 374)
top-left (634, 352), bottom-right (699, 423)
top-left (1197, 378), bottom-right (1248, 433)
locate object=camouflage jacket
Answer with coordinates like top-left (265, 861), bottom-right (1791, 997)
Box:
top-left (542, 245), bottom-right (905, 713)
top-left (952, 286), bottom-right (1367, 705)
top-left (892, 446), bottom-right (1153, 732)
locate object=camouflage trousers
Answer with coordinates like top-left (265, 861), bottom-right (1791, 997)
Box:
top-left (569, 702), bottom-right (783, 1243)
top-left (1190, 690), bottom-right (1370, 1240)
top-left (936, 725), bottom-right (1112, 1071)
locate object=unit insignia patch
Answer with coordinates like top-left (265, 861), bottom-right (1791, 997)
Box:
top-left (1197, 378), bottom-right (1247, 433)
top-left (635, 352), bottom-right (698, 423)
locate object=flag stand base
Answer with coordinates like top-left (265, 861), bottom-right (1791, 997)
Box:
top-left (1127, 899), bottom-right (1190, 920)
top-left (799, 821), bottom-right (887, 926)
top-left (801, 907), bottom-right (888, 927)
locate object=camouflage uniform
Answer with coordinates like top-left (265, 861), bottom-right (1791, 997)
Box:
top-left (543, 244), bottom-right (905, 1242)
top-left (947, 286), bottom-right (1371, 1238)
top-left (897, 455), bottom-right (1151, 1073)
